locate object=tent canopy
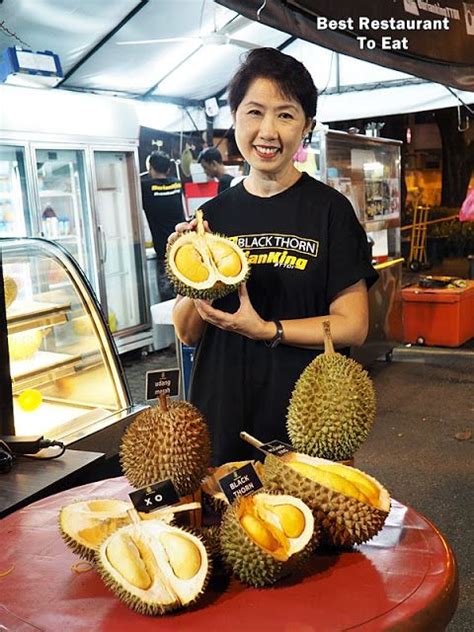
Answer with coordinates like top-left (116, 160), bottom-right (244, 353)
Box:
top-left (0, 0), bottom-right (473, 131)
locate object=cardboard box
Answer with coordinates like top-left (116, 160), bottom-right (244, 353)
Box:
top-left (402, 281), bottom-right (474, 347)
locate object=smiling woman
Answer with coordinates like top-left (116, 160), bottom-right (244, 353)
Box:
top-left (171, 48), bottom-right (379, 465)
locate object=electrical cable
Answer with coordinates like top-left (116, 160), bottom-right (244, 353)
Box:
top-left (20, 440), bottom-right (66, 460)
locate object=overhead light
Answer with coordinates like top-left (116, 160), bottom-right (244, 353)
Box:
top-left (0, 47), bottom-right (63, 88)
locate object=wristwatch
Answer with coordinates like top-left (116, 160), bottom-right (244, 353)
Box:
top-left (265, 320), bottom-right (284, 348)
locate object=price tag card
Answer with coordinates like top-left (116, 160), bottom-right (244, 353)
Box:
top-left (145, 368), bottom-right (180, 400)
top-left (218, 462), bottom-right (263, 504)
top-left (258, 440), bottom-right (293, 457)
top-left (129, 479), bottom-right (180, 514)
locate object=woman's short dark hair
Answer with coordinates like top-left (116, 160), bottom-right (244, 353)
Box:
top-left (228, 47), bottom-right (317, 119)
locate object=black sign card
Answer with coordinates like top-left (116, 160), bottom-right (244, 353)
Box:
top-left (145, 368), bottom-right (180, 400)
top-left (258, 440), bottom-right (294, 457)
top-left (218, 462), bottom-right (264, 504)
top-left (129, 479), bottom-right (180, 514)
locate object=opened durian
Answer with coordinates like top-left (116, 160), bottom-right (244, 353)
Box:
top-left (120, 395), bottom-right (211, 496)
top-left (201, 460), bottom-right (265, 512)
top-left (263, 451), bottom-right (390, 548)
top-left (96, 521), bottom-right (210, 615)
top-left (8, 329), bottom-right (43, 361)
top-left (220, 492), bottom-right (315, 587)
top-left (60, 499), bottom-right (134, 560)
top-left (287, 320), bottom-right (376, 461)
top-left (59, 499), bottom-right (159, 561)
top-left (3, 275), bottom-right (18, 309)
top-left (166, 209), bottom-right (249, 299)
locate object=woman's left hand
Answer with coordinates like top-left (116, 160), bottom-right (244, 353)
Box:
top-left (193, 284), bottom-right (273, 341)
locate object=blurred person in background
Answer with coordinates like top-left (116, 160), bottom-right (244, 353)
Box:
top-left (141, 150), bottom-right (185, 301)
top-left (198, 146), bottom-right (233, 194)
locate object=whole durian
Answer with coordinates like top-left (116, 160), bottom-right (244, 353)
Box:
top-left (3, 275), bottom-right (18, 309)
top-left (220, 492), bottom-right (316, 587)
top-left (263, 452), bottom-right (390, 548)
top-left (120, 395), bottom-right (211, 496)
top-left (96, 520), bottom-right (210, 615)
top-left (287, 320), bottom-right (376, 461)
top-left (166, 209), bottom-right (249, 300)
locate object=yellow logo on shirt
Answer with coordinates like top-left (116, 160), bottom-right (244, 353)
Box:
top-left (229, 233), bottom-right (318, 271)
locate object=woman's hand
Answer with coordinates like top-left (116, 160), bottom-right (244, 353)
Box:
top-left (167, 216), bottom-right (210, 247)
top-left (193, 283), bottom-right (275, 341)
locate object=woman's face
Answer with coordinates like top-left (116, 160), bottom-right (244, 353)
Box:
top-left (234, 77), bottom-right (311, 178)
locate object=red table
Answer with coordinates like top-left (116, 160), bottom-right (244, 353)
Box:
top-left (0, 477), bottom-right (458, 632)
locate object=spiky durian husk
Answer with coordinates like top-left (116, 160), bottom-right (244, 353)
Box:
top-left (165, 230), bottom-right (250, 301)
top-left (219, 494), bottom-right (316, 588)
top-left (263, 455), bottom-right (389, 548)
top-left (4, 276), bottom-right (18, 309)
top-left (120, 402), bottom-right (211, 496)
top-left (59, 498), bottom-right (132, 561)
top-left (95, 523), bottom-right (211, 616)
top-left (287, 353), bottom-right (376, 461)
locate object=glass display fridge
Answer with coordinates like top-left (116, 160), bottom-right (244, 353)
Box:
top-left (0, 84), bottom-right (151, 354)
top-left (0, 237), bottom-right (146, 454)
top-left (295, 129), bottom-right (404, 363)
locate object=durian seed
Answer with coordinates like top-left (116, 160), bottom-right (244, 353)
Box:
top-left (160, 532), bottom-right (201, 580)
top-left (174, 244), bottom-right (209, 282)
top-left (106, 533), bottom-right (152, 590)
top-left (270, 504), bottom-right (306, 539)
top-left (240, 514), bottom-right (280, 551)
top-left (208, 242), bottom-right (242, 277)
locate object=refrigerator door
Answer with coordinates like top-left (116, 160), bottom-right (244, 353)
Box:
top-left (92, 151), bottom-right (148, 339)
top-left (0, 145), bottom-right (31, 237)
top-left (33, 148), bottom-right (98, 289)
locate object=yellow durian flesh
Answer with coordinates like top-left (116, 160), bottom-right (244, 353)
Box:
top-left (106, 532), bottom-right (153, 590)
top-left (160, 532), bottom-right (202, 580)
top-left (4, 276), bottom-right (18, 309)
top-left (236, 494), bottom-right (312, 562)
top-left (315, 462), bottom-right (380, 506)
top-left (9, 330), bottom-right (43, 361)
top-left (208, 241), bottom-right (242, 277)
top-left (174, 243), bottom-right (209, 283)
top-left (288, 461), bottom-right (372, 507)
top-left (96, 521), bottom-right (209, 615)
top-left (263, 453), bottom-right (390, 548)
top-left (59, 499), bottom-right (155, 560)
top-left (165, 210), bottom-right (249, 300)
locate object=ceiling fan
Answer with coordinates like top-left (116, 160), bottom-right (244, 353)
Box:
top-left (116, 31), bottom-right (258, 49)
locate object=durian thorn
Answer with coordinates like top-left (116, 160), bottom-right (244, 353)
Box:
top-left (159, 393), bottom-right (169, 412)
top-left (240, 432), bottom-right (263, 449)
top-left (195, 209), bottom-right (205, 236)
top-left (127, 508), bottom-right (142, 524)
top-left (322, 320), bottom-right (335, 355)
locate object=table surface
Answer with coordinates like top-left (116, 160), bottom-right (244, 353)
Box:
top-left (0, 448), bottom-right (105, 519)
top-left (0, 477), bottom-right (458, 632)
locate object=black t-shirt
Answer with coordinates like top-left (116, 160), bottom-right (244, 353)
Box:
top-left (189, 173), bottom-right (378, 466)
top-left (218, 173), bottom-right (234, 194)
top-left (141, 176), bottom-right (184, 259)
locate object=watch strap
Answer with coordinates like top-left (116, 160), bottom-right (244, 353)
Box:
top-left (265, 320), bottom-right (284, 348)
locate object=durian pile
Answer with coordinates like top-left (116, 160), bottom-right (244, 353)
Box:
top-left (165, 209), bottom-right (249, 299)
top-left (58, 322), bottom-right (394, 616)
